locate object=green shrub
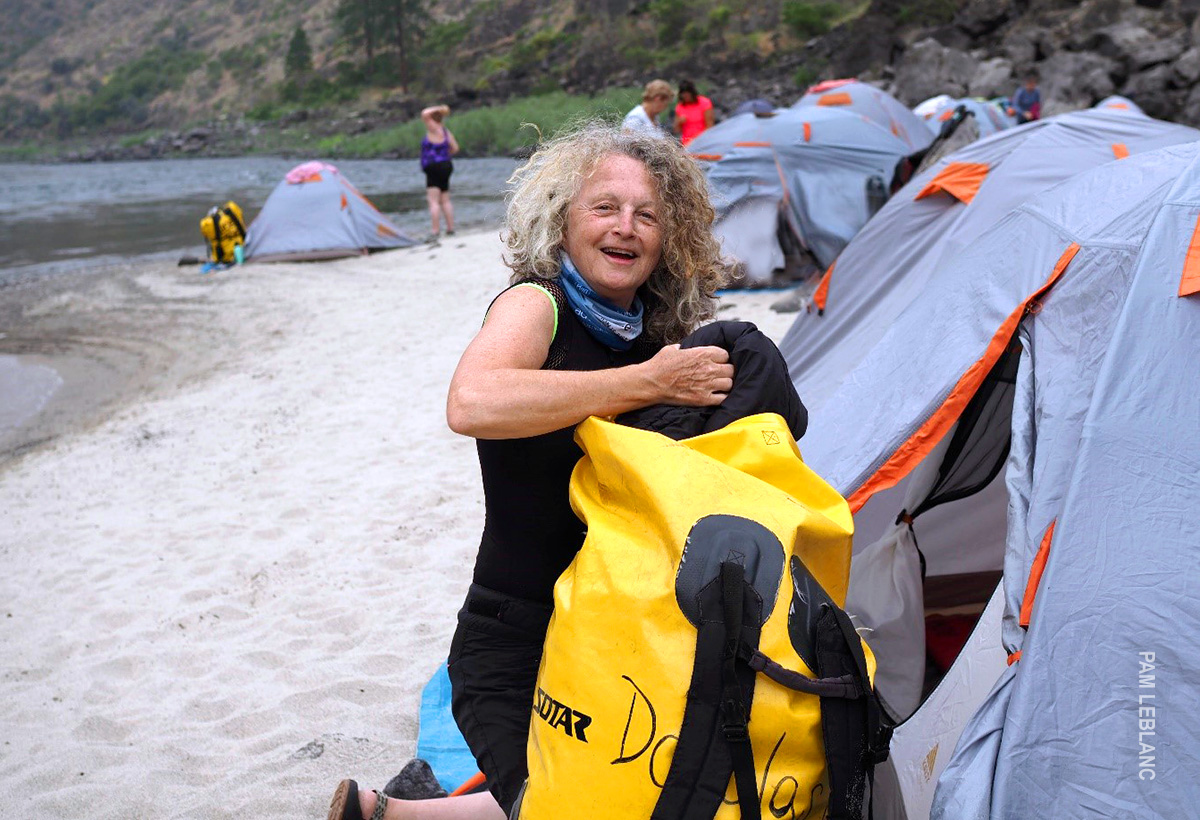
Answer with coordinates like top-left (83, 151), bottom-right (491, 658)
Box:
top-left (52, 45), bottom-right (204, 133)
top-left (423, 20), bottom-right (469, 53)
top-left (219, 43), bottom-right (267, 73)
top-left (726, 32), bottom-right (760, 55)
top-left (708, 5), bottom-right (732, 29)
top-left (530, 74), bottom-right (562, 95)
top-left (683, 21), bottom-right (708, 49)
top-left (246, 101), bottom-right (282, 121)
top-left (281, 76), bottom-right (360, 106)
top-left (782, 1), bottom-right (842, 39)
top-left (0, 94), bottom-right (49, 138)
top-left (648, 0), bottom-right (690, 47)
top-left (0, 141), bottom-right (43, 161)
top-left (511, 28), bottom-right (561, 72)
top-left (335, 60), bottom-right (365, 86)
top-left (618, 43), bottom-right (654, 69)
top-left (316, 133), bottom-right (347, 153)
top-left (793, 63), bottom-right (820, 90)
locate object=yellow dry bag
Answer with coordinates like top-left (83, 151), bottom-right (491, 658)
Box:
top-left (514, 413), bottom-right (889, 820)
top-left (200, 201), bottom-right (246, 264)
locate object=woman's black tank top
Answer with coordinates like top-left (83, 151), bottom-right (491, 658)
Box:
top-left (471, 278), bottom-right (656, 603)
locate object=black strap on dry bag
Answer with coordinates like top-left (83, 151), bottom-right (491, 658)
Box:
top-left (209, 211), bottom-right (224, 262)
top-left (652, 516), bottom-right (777, 820)
top-left (721, 561), bottom-right (762, 820)
top-left (790, 555), bottom-right (893, 820)
top-left (222, 204), bottom-right (246, 242)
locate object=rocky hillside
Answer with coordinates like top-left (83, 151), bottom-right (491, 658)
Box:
top-left (1, 0), bottom-right (340, 127)
top-left (822, 0), bottom-right (1200, 123)
top-left (3, 0), bottom-right (1200, 154)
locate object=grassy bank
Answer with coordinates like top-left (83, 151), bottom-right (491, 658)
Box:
top-left (0, 142), bottom-right (43, 162)
top-left (316, 88), bottom-right (644, 158)
top-left (0, 88), bottom-right (648, 162)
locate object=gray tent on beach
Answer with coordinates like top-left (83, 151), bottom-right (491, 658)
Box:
top-left (794, 79), bottom-right (934, 153)
top-left (781, 106), bottom-right (1200, 413)
top-left (245, 161), bottom-right (415, 262)
top-left (687, 106), bottom-right (915, 285)
top-left (788, 141), bottom-right (1200, 819)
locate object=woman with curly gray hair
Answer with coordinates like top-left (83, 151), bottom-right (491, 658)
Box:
top-left (326, 123), bottom-right (732, 820)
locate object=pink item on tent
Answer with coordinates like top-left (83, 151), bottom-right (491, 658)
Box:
top-left (804, 78), bottom-right (856, 95)
top-left (286, 161), bottom-right (339, 184)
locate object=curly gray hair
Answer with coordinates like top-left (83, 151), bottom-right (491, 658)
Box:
top-left (502, 121), bottom-right (730, 344)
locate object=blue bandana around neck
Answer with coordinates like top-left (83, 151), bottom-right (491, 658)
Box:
top-left (558, 252), bottom-right (644, 351)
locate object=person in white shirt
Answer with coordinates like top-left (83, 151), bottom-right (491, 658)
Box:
top-left (623, 79), bottom-right (673, 135)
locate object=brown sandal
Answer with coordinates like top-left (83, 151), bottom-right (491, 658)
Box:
top-left (326, 779), bottom-right (390, 820)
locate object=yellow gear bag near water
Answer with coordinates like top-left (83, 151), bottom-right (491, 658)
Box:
top-left (200, 201), bottom-right (246, 264)
top-left (513, 414), bottom-right (890, 820)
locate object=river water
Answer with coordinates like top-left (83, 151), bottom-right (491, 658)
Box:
top-left (0, 156), bottom-right (519, 279)
top-left (0, 156), bottom-right (518, 449)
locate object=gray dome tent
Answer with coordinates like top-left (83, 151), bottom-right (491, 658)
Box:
top-left (245, 162), bottom-right (415, 262)
top-left (794, 79), bottom-right (934, 153)
top-left (687, 106), bottom-right (915, 285)
top-left (781, 107), bottom-right (1200, 413)
top-left (788, 140), bottom-right (1200, 819)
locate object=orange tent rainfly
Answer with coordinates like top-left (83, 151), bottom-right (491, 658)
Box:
top-left (915, 162), bottom-right (990, 204)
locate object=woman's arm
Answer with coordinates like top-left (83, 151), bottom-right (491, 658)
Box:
top-left (447, 286), bottom-right (734, 439)
top-left (421, 104), bottom-right (448, 123)
top-left (446, 128), bottom-right (460, 155)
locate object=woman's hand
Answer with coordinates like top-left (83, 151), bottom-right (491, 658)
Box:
top-left (642, 344), bottom-right (734, 406)
top-left (448, 289), bottom-right (736, 438)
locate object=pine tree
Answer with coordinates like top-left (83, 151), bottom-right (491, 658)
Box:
top-left (335, 0), bottom-right (379, 81)
top-left (335, 0), bottom-right (427, 87)
top-left (385, 0), bottom-right (429, 91)
top-left (285, 25), bottom-right (314, 81)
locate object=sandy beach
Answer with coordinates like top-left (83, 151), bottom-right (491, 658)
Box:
top-left (0, 230), bottom-right (803, 818)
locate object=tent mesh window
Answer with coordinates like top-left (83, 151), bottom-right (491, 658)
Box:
top-left (912, 339), bottom-right (1021, 518)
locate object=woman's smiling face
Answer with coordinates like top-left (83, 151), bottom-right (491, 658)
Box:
top-left (561, 154), bottom-right (665, 308)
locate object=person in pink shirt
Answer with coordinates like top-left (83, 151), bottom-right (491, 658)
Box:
top-left (674, 80), bottom-right (714, 146)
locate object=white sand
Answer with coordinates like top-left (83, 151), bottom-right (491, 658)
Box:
top-left (0, 231), bottom-right (802, 818)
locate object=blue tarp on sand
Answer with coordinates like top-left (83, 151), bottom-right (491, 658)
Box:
top-left (416, 664), bottom-right (478, 793)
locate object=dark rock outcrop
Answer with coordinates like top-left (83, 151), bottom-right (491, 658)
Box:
top-left (383, 759), bottom-right (449, 800)
top-left (811, 0), bottom-right (1200, 126)
top-left (892, 38), bottom-right (979, 101)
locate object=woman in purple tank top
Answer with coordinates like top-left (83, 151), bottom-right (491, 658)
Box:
top-left (421, 104), bottom-right (460, 242)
